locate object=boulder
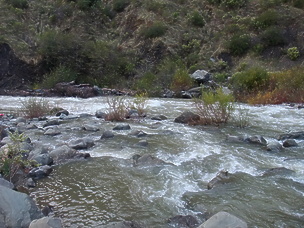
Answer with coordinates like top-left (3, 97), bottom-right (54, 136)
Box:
top-left (82, 124), bottom-right (100, 132)
top-left (262, 167), bottom-right (295, 177)
top-left (52, 81), bottom-right (99, 98)
top-left (43, 119), bottom-right (60, 128)
top-left (174, 111), bottom-right (200, 124)
top-left (101, 130), bottom-right (115, 139)
top-left (44, 126), bottom-right (61, 136)
top-left (55, 109), bottom-right (69, 117)
top-left (266, 141), bottom-right (283, 152)
top-left (95, 110), bottom-right (107, 119)
top-left (207, 170), bottom-right (230, 190)
top-left (283, 139), bottom-right (298, 147)
top-left (133, 154), bottom-right (170, 167)
top-left (33, 153), bottom-right (54, 166)
top-left (129, 130), bottom-right (148, 137)
top-left (168, 215), bottom-right (199, 228)
top-left (113, 124), bottom-right (131, 130)
top-left (28, 165), bottom-right (53, 180)
top-left (0, 186), bottom-right (43, 228)
top-left (278, 131), bottom-right (304, 140)
top-left (68, 138), bottom-right (95, 150)
top-left (198, 211), bottom-right (247, 228)
top-left (26, 178), bottom-right (36, 188)
top-left (0, 177), bottom-right (14, 189)
top-left (29, 217), bottom-right (64, 228)
top-left (49, 145), bottom-right (77, 163)
top-left (151, 115), bottom-right (168, 121)
top-left (190, 70), bottom-right (212, 84)
top-left (244, 135), bottom-right (267, 146)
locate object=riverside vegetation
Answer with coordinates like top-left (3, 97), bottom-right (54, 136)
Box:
top-left (0, 0), bottom-right (304, 104)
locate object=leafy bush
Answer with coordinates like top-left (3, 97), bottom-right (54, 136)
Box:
top-left (140, 22), bottom-right (167, 39)
top-left (194, 88), bottom-right (234, 125)
top-left (134, 72), bottom-right (161, 96)
top-left (20, 97), bottom-right (51, 119)
top-left (41, 65), bottom-right (78, 89)
top-left (207, 0), bottom-right (247, 8)
top-left (261, 27), bottom-right (285, 46)
top-left (226, 34), bottom-right (251, 56)
top-left (0, 132), bottom-right (34, 182)
top-left (113, 0), bottom-right (130, 12)
top-left (287, 47), bottom-right (300, 60)
top-left (231, 67), bottom-right (269, 94)
top-left (5, 0), bottom-right (28, 9)
top-left (189, 11), bottom-right (205, 27)
top-left (105, 96), bottom-right (128, 121)
top-left (170, 68), bottom-right (194, 93)
top-left (254, 10), bottom-right (279, 29)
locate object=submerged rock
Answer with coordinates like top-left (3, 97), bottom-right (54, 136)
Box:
top-left (168, 215), bottom-right (199, 228)
top-left (262, 167), bottom-right (295, 177)
top-left (207, 170), bottom-right (230, 190)
top-left (132, 154), bottom-right (170, 167)
top-left (113, 124), bottom-right (131, 130)
top-left (198, 211), bottom-right (247, 228)
top-left (266, 141), bottom-right (283, 152)
top-left (283, 139), bottom-right (298, 147)
top-left (278, 131), bottom-right (304, 140)
top-left (151, 115), bottom-right (167, 121)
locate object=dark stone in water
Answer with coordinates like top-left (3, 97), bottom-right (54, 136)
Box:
top-left (132, 154), bottom-right (170, 167)
top-left (113, 124), bottom-right (131, 130)
top-left (278, 131), bottom-right (304, 140)
top-left (174, 111), bottom-right (200, 124)
top-left (28, 165), bottom-right (53, 180)
top-left (168, 215), bottom-right (199, 228)
top-left (262, 167), bottom-right (295, 177)
top-left (283, 139), bottom-right (298, 147)
top-left (100, 221), bottom-right (144, 228)
top-left (207, 170), bottom-right (230, 190)
top-left (151, 115), bottom-right (167, 121)
top-left (101, 130), bottom-right (115, 139)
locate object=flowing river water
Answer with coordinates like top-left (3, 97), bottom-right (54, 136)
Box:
top-left (0, 96), bottom-right (304, 227)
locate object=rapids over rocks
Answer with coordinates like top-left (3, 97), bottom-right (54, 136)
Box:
top-left (0, 96), bottom-right (303, 228)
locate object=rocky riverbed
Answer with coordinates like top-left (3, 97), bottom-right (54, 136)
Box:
top-left (0, 96), bottom-right (303, 227)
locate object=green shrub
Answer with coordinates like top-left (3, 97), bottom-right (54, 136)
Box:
top-left (207, 0), bottom-right (247, 8)
top-left (231, 67), bottom-right (269, 93)
top-left (77, 0), bottom-right (100, 10)
top-left (170, 68), bottom-right (194, 92)
top-left (0, 132), bottom-right (35, 182)
top-left (287, 47), bottom-right (300, 60)
top-left (194, 88), bottom-right (234, 125)
top-left (134, 72), bottom-right (161, 96)
top-left (226, 34), bottom-right (251, 56)
top-left (6, 0), bottom-right (28, 9)
top-left (113, 0), bottom-right (130, 12)
top-left (41, 65), bottom-right (78, 89)
top-left (254, 10), bottom-right (279, 29)
top-left (261, 27), bottom-right (285, 46)
top-left (189, 11), bottom-right (205, 27)
top-left (140, 22), bottom-right (167, 39)
top-left (20, 97), bottom-right (51, 119)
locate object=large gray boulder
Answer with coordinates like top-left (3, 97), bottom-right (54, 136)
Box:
top-left (198, 211), bottom-right (247, 228)
top-left (29, 217), bottom-right (64, 228)
top-left (0, 177), bottom-right (14, 189)
top-left (0, 186), bottom-right (43, 228)
top-left (190, 70), bottom-right (212, 84)
top-left (68, 138), bottom-right (95, 150)
top-left (49, 145), bottom-right (77, 163)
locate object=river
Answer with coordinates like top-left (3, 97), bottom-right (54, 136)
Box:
top-left (0, 96), bottom-right (303, 227)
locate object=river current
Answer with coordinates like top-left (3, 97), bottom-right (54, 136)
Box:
top-left (0, 96), bottom-right (303, 227)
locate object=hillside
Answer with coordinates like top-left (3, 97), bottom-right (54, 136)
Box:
top-left (0, 0), bottom-right (304, 97)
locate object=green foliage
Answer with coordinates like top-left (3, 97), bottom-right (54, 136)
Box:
top-left (194, 88), bottom-right (235, 125)
top-left (207, 0), bottom-right (247, 8)
top-left (113, 0), bottom-right (130, 12)
top-left (226, 34), bottom-right (251, 56)
top-left (188, 11), bottom-right (205, 27)
top-left (261, 27), bottom-right (285, 47)
top-left (287, 47), bottom-right (300, 60)
top-left (254, 10), bottom-right (279, 29)
top-left (140, 22), bottom-right (167, 39)
top-left (134, 72), bottom-right (161, 96)
top-left (283, 0), bottom-right (304, 9)
top-left (259, 0), bottom-right (282, 8)
top-left (5, 0), bottom-right (29, 9)
top-left (231, 66), bottom-right (269, 94)
top-left (20, 97), bottom-right (51, 118)
top-left (38, 30), bottom-right (80, 67)
top-left (0, 132), bottom-right (33, 182)
top-left (77, 0), bottom-right (100, 10)
top-left (41, 65), bottom-right (78, 89)
top-left (214, 73), bottom-right (229, 83)
top-left (170, 68), bottom-right (194, 92)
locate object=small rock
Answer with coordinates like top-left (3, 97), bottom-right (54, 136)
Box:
top-left (136, 140), bottom-right (148, 147)
top-left (198, 211), bottom-right (247, 228)
top-left (151, 115), bottom-right (167, 121)
top-left (68, 138), bottom-right (95, 150)
top-left (33, 153), bottom-right (54, 166)
top-left (44, 127), bottom-right (61, 136)
top-left (101, 130), bottom-right (115, 139)
top-left (55, 109), bottom-right (69, 117)
top-left (174, 111), bottom-right (200, 124)
top-left (266, 141), bottom-right (283, 152)
top-left (29, 217), bottom-right (64, 228)
top-left (283, 139), bottom-right (298, 147)
top-left (95, 110), bottom-right (107, 119)
top-left (113, 124), bottom-right (131, 130)
top-left (28, 165), bottom-right (53, 180)
top-left (262, 167), bottom-right (295, 177)
top-left (43, 119), bottom-right (60, 127)
top-left (26, 178), bottom-right (36, 188)
top-left (245, 135), bottom-right (267, 146)
top-left (168, 215), bottom-right (199, 228)
top-left (207, 170), bottom-right (229, 190)
top-left (83, 124), bottom-right (100, 132)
